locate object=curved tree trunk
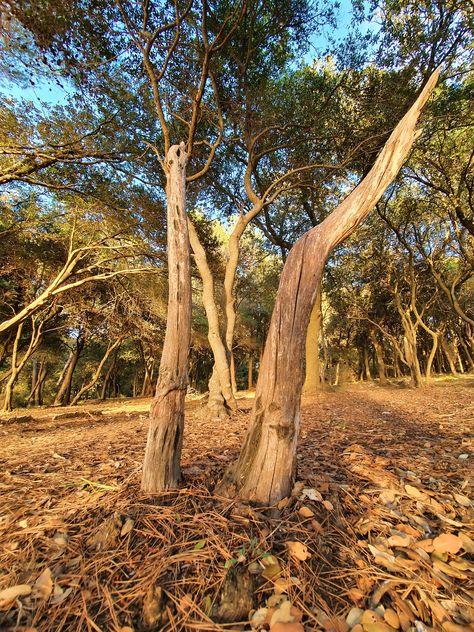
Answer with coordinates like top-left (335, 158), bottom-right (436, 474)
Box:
top-left (142, 143), bottom-right (191, 492)
top-left (188, 220), bottom-right (237, 417)
top-left (217, 72), bottom-right (438, 503)
top-left (71, 336), bottom-right (123, 405)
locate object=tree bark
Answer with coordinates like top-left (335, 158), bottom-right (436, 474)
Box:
top-left (142, 143), bottom-right (191, 492)
top-left (217, 71), bottom-right (438, 504)
top-left (303, 286), bottom-right (321, 393)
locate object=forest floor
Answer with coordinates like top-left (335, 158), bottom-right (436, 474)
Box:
top-left (0, 376), bottom-right (473, 632)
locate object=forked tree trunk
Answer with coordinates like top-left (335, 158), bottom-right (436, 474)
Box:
top-left (217, 71), bottom-right (438, 503)
top-left (142, 143), bottom-right (191, 492)
top-left (303, 286), bottom-right (321, 393)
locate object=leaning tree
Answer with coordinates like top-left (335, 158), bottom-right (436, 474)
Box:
top-left (217, 70), bottom-right (439, 504)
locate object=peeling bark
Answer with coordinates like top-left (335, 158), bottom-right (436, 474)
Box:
top-left (142, 143), bottom-right (191, 492)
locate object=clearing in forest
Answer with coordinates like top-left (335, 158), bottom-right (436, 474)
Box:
top-left (0, 378), bottom-right (473, 631)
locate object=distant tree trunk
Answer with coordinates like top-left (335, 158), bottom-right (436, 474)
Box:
top-left (217, 72), bottom-right (438, 503)
top-left (142, 143), bottom-right (191, 493)
top-left (333, 361), bottom-right (341, 386)
top-left (29, 359), bottom-right (38, 404)
top-left (71, 336), bottom-right (123, 405)
top-left (303, 286), bottom-right (321, 393)
top-left (188, 220), bottom-right (236, 417)
top-left (441, 335), bottom-right (458, 375)
top-left (363, 346), bottom-right (372, 381)
top-left (2, 317), bottom-right (45, 413)
top-left (369, 328), bottom-right (388, 385)
top-left (54, 335), bottom-right (84, 406)
top-left (28, 359), bottom-right (47, 406)
top-left (101, 354), bottom-right (118, 400)
top-left (248, 352), bottom-right (254, 390)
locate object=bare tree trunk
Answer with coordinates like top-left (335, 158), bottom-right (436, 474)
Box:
top-left (217, 72), bottom-right (438, 503)
top-left (101, 354), bottom-right (117, 400)
top-left (363, 346), bottom-right (372, 381)
top-left (303, 286), bottom-right (321, 393)
top-left (28, 359), bottom-right (47, 406)
top-left (248, 352), bottom-right (254, 390)
top-left (28, 359), bottom-right (38, 405)
top-left (441, 335), bottom-right (458, 374)
top-left (35, 361), bottom-right (47, 405)
top-left (188, 220), bottom-right (236, 416)
top-left (2, 317), bottom-right (45, 413)
top-left (333, 361), bottom-right (340, 386)
top-left (369, 328), bottom-right (388, 385)
top-left (142, 143), bottom-right (191, 492)
top-left (71, 337), bottom-right (123, 405)
top-left (54, 336), bottom-right (84, 406)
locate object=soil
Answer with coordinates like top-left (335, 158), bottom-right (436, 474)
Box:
top-left (0, 377), bottom-right (473, 631)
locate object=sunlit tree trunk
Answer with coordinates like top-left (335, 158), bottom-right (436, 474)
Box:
top-left (142, 143), bottom-right (192, 492)
top-left (54, 335), bottom-right (84, 406)
top-left (188, 220), bottom-right (236, 417)
top-left (441, 335), bottom-right (458, 375)
top-left (217, 72), bottom-right (438, 503)
top-left (2, 317), bottom-right (45, 413)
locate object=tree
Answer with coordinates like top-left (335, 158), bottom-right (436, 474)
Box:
top-left (218, 70), bottom-right (439, 504)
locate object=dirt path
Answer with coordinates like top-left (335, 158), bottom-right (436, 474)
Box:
top-left (0, 378), bottom-right (473, 631)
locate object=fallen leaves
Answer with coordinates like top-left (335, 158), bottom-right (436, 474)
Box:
top-left (286, 541), bottom-right (311, 561)
top-left (432, 533), bottom-right (463, 555)
top-left (0, 585), bottom-right (31, 610)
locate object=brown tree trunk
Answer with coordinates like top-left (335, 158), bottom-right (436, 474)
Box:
top-left (54, 336), bottom-right (84, 406)
top-left (217, 72), bottom-right (438, 504)
top-left (441, 335), bottom-right (458, 374)
top-left (101, 354), bottom-right (117, 400)
top-left (248, 352), bottom-right (254, 390)
top-left (142, 143), bottom-right (191, 492)
top-left (35, 361), bottom-right (47, 405)
top-left (369, 329), bottom-right (388, 385)
top-left (363, 346), bottom-right (372, 381)
top-left (28, 359), bottom-right (47, 406)
top-left (303, 286), bottom-right (321, 393)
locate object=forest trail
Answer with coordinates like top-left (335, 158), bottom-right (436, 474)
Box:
top-left (1, 378), bottom-right (473, 631)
